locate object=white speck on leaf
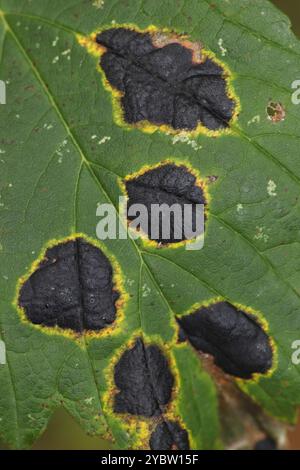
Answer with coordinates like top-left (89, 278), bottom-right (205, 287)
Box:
top-left (93, 0), bottom-right (104, 8)
top-left (254, 226), bottom-right (269, 243)
top-left (52, 36), bottom-right (59, 47)
top-left (172, 133), bottom-right (202, 151)
top-left (84, 397), bottom-right (95, 405)
top-left (267, 180), bottom-right (277, 197)
top-left (218, 38), bottom-right (227, 56)
top-left (98, 136), bottom-right (111, 145)
top-left (247, 115), bottom-right (260, 126)
top-left (61, 49), bottom-right (71, 57)
top-left (52, 56), bottom-right (59, 64)
top-left (237, 204), bottom-right (243, 213)
top-left (56, 139), bottom-right (69, 157)
top-left (142, 284), bottom-right (151, 298)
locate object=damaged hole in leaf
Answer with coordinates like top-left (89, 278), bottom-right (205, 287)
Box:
top-left (96, 27), bottom-right (237, 132)
top-left (18, 237), bottom-right (120, 333)
top-left (177, 301), bottom-right (273, 379)
top-left (114, 338), bottom-right (174, 417)
top-left (125, 163), bottom-right (206, 244)
top-left (150, 420), bottom-right (190, 450)
top-left (266, 101), bottom-right (286, 123)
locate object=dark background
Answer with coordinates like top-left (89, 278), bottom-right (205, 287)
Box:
top-left (1, 0), bottom-right (300, 451)
top-left (273, 0), bottom-right (300, 36)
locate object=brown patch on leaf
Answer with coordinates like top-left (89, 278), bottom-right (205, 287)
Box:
top-left (195, 351), bottom-right (287, 450)
top-left (151, 31), bottom-right (203, 63)
top-left (266, 101), bottom-right (286, 123)
top-left (207, 175), bottom-right (219, 184)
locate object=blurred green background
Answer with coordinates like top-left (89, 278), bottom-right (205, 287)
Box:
top-left (1, 0), bottom-right (300, 451)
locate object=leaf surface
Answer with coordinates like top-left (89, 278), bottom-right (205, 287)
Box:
top-left (0, 0), bottom-right (300, 449)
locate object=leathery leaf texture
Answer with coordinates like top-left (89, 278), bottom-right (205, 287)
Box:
top-left (0, 0), bottom-right (300, 450)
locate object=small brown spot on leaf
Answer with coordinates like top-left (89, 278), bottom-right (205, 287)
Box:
top-left (207, 175), bottom-right (219, 184)
top-left (266, 101), bottom-right (286, 123)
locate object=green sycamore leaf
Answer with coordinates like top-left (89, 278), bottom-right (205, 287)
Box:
top-left (0, 0), bottom-right (300, 450)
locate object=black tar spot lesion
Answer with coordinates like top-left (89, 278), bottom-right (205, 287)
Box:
top-left (18, 238), bottom-right (120, 333)
top-left (114, 338), bottom-right (174, 417)
top-left (178, 301), bottom-right (273, 379)
top-left (96, 27), bottom-right (236, 132)
top-left (150, 420), bottom-right (190, 450)
top-left (125, 163), bottom-right (206, 245)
